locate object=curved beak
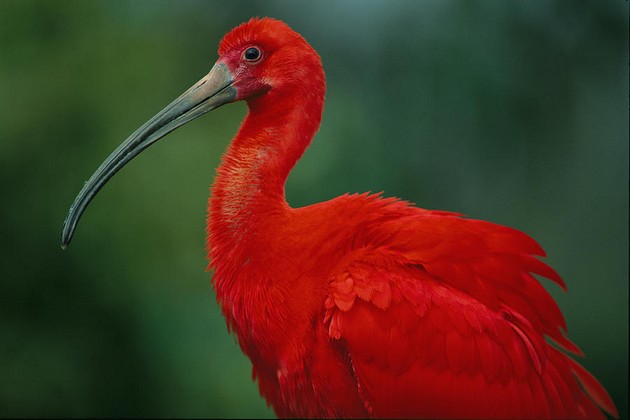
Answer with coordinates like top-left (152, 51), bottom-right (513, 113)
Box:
top-left (61, 62), bottom-right (236, 248)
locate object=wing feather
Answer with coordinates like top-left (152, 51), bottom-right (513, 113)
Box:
top-left (562, 348), bottom-right (619, 418)
top-left (324, 208), bottom-right (615, 418)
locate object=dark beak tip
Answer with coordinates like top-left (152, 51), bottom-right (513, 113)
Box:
top-left (60, 233), bottom-right (70, 249)
top-left (60, 220), bottom-right (73, 249)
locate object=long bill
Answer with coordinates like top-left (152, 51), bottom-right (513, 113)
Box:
top-left (60, 62), bottom-right (236, 249)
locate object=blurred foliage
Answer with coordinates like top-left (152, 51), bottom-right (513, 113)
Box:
top-left (0, 0), bottom-right (627, 417)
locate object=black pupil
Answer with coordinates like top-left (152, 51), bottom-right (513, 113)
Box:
top-left (245, 47), bottom-right (260, 61)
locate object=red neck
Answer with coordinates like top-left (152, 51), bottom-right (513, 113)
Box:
top-left (207, 74), bottom-right (325, 260)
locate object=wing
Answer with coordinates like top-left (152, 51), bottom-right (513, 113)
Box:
top-left (324, 209), bottom-right (617, 419)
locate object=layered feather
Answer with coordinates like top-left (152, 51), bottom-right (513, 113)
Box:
top-left (323, 194), bottom-right (617, 418)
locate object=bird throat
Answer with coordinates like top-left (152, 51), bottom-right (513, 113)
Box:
top-left (208, 89), bottom-right (323, 244)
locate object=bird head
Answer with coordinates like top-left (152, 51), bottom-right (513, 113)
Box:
top-left (60, 17), bottom-right (324, 248)
top-left (217, 17), bottom-right (325, 103)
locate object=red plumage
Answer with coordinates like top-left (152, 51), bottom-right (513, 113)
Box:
top-left (58, 14), bottom-right (618, 418)
top-left (205, 18), bottom-right (617, 418)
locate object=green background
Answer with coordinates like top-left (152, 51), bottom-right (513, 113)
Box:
top-left (1, 1), bottom-right (627, 417)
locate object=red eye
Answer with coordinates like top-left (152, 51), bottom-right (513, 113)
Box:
top-left (243, 47), bottom-right (261, 62)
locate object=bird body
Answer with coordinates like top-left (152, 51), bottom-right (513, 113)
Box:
top-left (209, 164), bottom-right (610, 418)
top-left (61, 17), bottom-right (617, 419)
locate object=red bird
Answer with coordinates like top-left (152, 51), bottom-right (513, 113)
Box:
top-left (62, 18), bottom-right (617, 418)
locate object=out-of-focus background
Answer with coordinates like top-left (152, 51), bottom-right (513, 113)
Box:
top-left (0, 0), bottom-right (627, 417)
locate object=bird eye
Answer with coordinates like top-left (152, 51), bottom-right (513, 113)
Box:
top-left (243, 47), bottom-right (261, 62)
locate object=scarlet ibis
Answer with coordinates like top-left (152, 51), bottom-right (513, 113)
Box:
top-left (61, 17), bottom-right (617, 418)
